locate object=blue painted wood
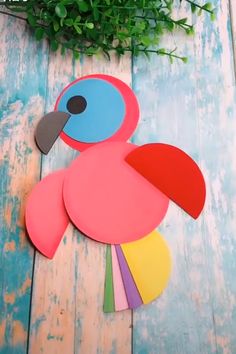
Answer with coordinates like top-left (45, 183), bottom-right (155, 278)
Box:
top-left (1, 1), bottom-right (236, 352)
top-left (132, 1), bottom-right (236, 353)
top-left (0, 14), bottom-right (49, 353)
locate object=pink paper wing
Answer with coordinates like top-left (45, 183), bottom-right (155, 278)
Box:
top-left (25, 169), bottom-right (69, 258)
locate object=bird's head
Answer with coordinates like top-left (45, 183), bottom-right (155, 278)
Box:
top-left (35, 74), bottom-right (140, 154)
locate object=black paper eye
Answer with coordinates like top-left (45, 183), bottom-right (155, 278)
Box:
top-left (66, 95), bottom-right (87, 114)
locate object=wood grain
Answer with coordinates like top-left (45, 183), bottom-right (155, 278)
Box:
top-left (28, 53), bottom-right (132, 354)
top-left (132, 1), bottom-right (236, 353)
top-left (0, 14), bottom-right (48, 354)
top-left (1, 0), bottom-right (236, 352)
top-left (230, 0), bottom-right (236, 77)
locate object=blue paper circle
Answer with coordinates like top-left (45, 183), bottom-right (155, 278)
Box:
top-left (57, 78), bottom-right (126, 143)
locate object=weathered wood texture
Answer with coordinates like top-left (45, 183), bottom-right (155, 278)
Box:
top-left (0, 0), bottom-right (236, 353)
top-left (0, 14), bottom-right (48, 354)
top-left (132, 1), bottom-right (236, 353)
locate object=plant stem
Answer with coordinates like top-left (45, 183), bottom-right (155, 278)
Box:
top-left (135, 15), bottom-right (193, 29)
top-left (185, 0), bottom-right (214, 14)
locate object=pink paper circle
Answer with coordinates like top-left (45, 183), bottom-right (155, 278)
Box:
top-left (63, 142), bottom-right (169, 244)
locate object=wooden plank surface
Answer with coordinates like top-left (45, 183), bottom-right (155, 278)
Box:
top-left (230, 0), bottom-right (236, 76)
top-left (0, 14), bottom-right (48, 353)
top-left (132, 0), bottom-right (236, 353)
top-left (1, 0), bottom-right (236, 352)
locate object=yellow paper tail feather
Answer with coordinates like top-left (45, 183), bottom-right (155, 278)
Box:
top-left (121, 230), bottom-right (172, 304)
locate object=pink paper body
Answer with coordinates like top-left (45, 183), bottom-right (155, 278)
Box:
top-left (63, 142), bottom-right (169, 244)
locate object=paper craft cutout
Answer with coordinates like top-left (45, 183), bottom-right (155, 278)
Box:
top-left (35, 112), bottom-right (70, 154)
top-left (121, 230), bottom-right (171, 304)
top-left (57, 78), bottom-right (125, 143)
top-left (66, 95), bottom-right (87, 114)
top-left (25, 169), bottom-right (69, 258)
top-left (56, 74), bottom-right (139, 152)
top-left (26, 74), bottom-right (206, 313)
top-left (63, 141), bottom-right (169, 244)
top-left (125, 143), bottom-right (206, 219)
top-left (103, 245), bottom-right (115, 313)
top-left (111, 245), bottom-right (128, 311)
top-left (115, 245), bottom-right (143, 309)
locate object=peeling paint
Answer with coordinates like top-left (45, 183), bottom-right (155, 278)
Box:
top-left (4, 293), bottom-right (16, 305)
top-left (4, 241), bottom-right (16, 252)
top-left (0, 13), bottom-right (49, 354)
top-left (11, 321), bottom-right (27, 346)
top-left (18, 277), bottom-right (31, 296)
top-left (0, 320), bottom-right (6, 347)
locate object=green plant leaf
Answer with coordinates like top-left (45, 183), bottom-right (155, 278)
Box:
top-left (186, 26), bottom-right (195, 35)
top-left (198, 9), bottom-right (202, 16)
top-left (177, 17), bottom-right (188, 24)
top-left (35, 27), bottom-right (45, 40)
top-left (61, 46), bottom-right (66, 55)
top-left (74, 15), bottom-right (81, 23)
top-left (53, 21), bottom-right (60, 32)
top-left (55, 3), bottom-right (67, 18)
top-left (27, 13), bottom-right (37, 27)
top-left (74, 24), bottom-right (82, 34)
top-left (141, 36), bottom-right (151, 46)
top-left (158, 48), bottom-right (166, 56)
top-left (166, 21), bottom-right (174, 31)
top-left (73, 50), bottom-right (80, 59)
top-left (41, 11), bottom-right (50, 21)
top-left (181, 57), bottom-right (188, 63)
top-left (85, 22), bottom-right (94, 29)
top-left (51, 40), bottom-right (59, 51)
top-left (77, 0), bottom-right (89, 12)
top-left (93, 7), bottom-right (99, 21)
top-left (203, 2), bottom-right (212, 11)
top-left (190, 3), bottom-right (196, 13)
top-left (64, 18), bottom-right (74, 26)
top-left (210, 11), bottom-right (216, 21)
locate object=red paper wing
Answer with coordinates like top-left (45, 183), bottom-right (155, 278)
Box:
top-left (25, 169), bottom-right (69, 258)
top-left (125, 143), bottom-right (206, 219)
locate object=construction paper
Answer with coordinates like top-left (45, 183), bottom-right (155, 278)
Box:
top-left (25, 169), bottom-right (69, 258)
top-left (35, 111), bottom-right (70, 154)
top-left (103, 245), bottom-right (115, 313)
top-left (57, 78), bottom-right (125, 143)
top-left (115, 245), bottom-right (143, 309)
top-left (121, 230), bottom-right (171, 304)
top-left (66, 95), bottom-right (87, 114)
top-left (57, 74), bottom-right (139, 151)
top-left (125, 143), bottom-right (206, 219)
top-left (111, 245), bottom-right (128, 311)
top-left (63, 141), bottom-right (169, 244)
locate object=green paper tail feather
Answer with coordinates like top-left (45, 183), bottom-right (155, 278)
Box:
top-left (103, 244), bottom-right (115, 313)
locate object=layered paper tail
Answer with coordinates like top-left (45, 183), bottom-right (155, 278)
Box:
top-left (103, 230), bottom-right (171, 312)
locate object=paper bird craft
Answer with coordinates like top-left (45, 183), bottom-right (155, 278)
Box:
top-left (25, 74), bottom-right (206, 312)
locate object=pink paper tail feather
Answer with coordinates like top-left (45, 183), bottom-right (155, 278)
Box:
top-left (111, 245), bottom-right (129, 311)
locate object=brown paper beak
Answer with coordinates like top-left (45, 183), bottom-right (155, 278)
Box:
top-left (35, 111), bottom-right (71, 154)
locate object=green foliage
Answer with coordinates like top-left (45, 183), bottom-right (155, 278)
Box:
top-left (4, 0), bottom-right (215, 62)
